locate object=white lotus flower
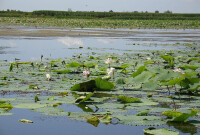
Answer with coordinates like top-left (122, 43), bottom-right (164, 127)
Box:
top-left (46, 74), bottom-right (51, 81)
top-left (105, 58), bottom-right (112, 65)
top-left (173, 68), bottom-right (185, 74)
top-left (107, 67), bottom-right (115, 77)
top-left (83, 70), bottom-right (90, 77)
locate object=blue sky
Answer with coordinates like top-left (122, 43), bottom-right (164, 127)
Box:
top-left (0, 0), bottom-right (200, 13)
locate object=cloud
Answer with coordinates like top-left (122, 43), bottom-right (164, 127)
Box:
top-left (57, 37), bottom-right (83, 47)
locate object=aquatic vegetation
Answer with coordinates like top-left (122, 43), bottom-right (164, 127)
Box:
top-left (136, 110), bottom-right (149, 116)
top-left (162, 108), bottom-right (198, 122)
top-left (9, 63), bottom-right (13, 72)
top-left (115, 114), bottom-right (165, 126)
top-left (0, 18), bottom-right (199, 30)
top-left (83, 70), bottom-right (90, 78)
top-left (86, 113), bottom-right (112, 126)
top-left (75, 93), bottom-right (94, 103)
top-left (70, 77), bottom-right (114, 92)
top-left (117, 95), bottom-right (142, 103)
top-left (1, 42), bottom-right (200, 134)
top-left (34, 95), bottom-right (40, 102)
top-left (19, 119), bottom-right (33, 123)
top-left (144, 127), bottom-right (179, 135)
top-left (56, 92), bottom-right (69, 96)
top-left (1, 10), bottom-right (200, 29)
top-left (29, 84), bottom-right (38, 89)
top-left (0, 101), bottom-right (13, 114)
top-left (131, 65), bottom-right (146, 77)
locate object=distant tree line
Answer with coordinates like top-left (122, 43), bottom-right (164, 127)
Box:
top-left (0, 10), bottom-right (199, 20)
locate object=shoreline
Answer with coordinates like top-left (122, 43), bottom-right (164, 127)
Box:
top-left (1, 24), bottom-right (200, 37)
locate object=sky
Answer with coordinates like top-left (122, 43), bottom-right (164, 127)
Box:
top-left (0, 0), bottom-right (200, 13)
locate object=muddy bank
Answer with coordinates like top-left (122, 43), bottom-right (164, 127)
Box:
top-left (1, 24), bottom-right (200, 38)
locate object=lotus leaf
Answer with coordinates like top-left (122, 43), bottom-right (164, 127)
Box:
top-left (144, 128), bottom-right (179, 135)
top-left (131, 65), bottom-right (146, 77)
top-left (71, 77), bottom-right (114, 92)
top-left (161, 108), bottom-right (198, 122)
top-left (14, 103), bottom-right (46, 109)
top-left (115, 114), bottom-right (165, 126)
top-left (75, 93), bottom-right (94, 103)
top-left (117, 95), bottom-right (142, 103)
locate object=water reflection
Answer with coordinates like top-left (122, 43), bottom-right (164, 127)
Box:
top-left (7, 41), bottom-right (17, 47)
top-left (96, 38), bottom-right (115, 44)
top-left (76, 104), bottom-right (95, 113)
top-left (0, 29), bottom-right (198, 61)
top-left (167, 121), bottom-right (198, 135)
top-left (57, 37), bottom-right (83, 47)
top-left (0, 46), bottom-right (10, 55)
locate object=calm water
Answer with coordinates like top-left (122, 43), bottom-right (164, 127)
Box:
top-left (0, 28), bottom-right (200, 61)
top-left (0, 28), bottom-right (200, 135)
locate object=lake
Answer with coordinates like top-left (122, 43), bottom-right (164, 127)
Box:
top-left (0, 27), bottom-right (200, 135)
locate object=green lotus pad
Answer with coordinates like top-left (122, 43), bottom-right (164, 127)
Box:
top-left (14, 103), bottom-right (46, 109)
top-left (68, 112), bottom-right (112, 126)
top-left (161, 108), bottom-right (198, 122)
top-left (0, 101), bottom-right (13, 115)
top-left (144, 127), bottom-right (179, 135)
top-left (70, 77), bottom-right (114, 92)
top-left (114, 114), bottom-right (165, 126)
top-left (31, 107), bottom-right (68, 116)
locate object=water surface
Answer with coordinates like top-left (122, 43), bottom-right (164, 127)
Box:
top-left (1, 28), bottom-right (199, 61)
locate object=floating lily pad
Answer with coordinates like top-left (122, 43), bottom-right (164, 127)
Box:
top-left (144, 127), bottom-right (179, 135)
top-left (14, 103), bottom-right (46, 109)
top-left (31, 107), bottom-right (68, 116)
top-left (115, 114), bottom-right (165, 126)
